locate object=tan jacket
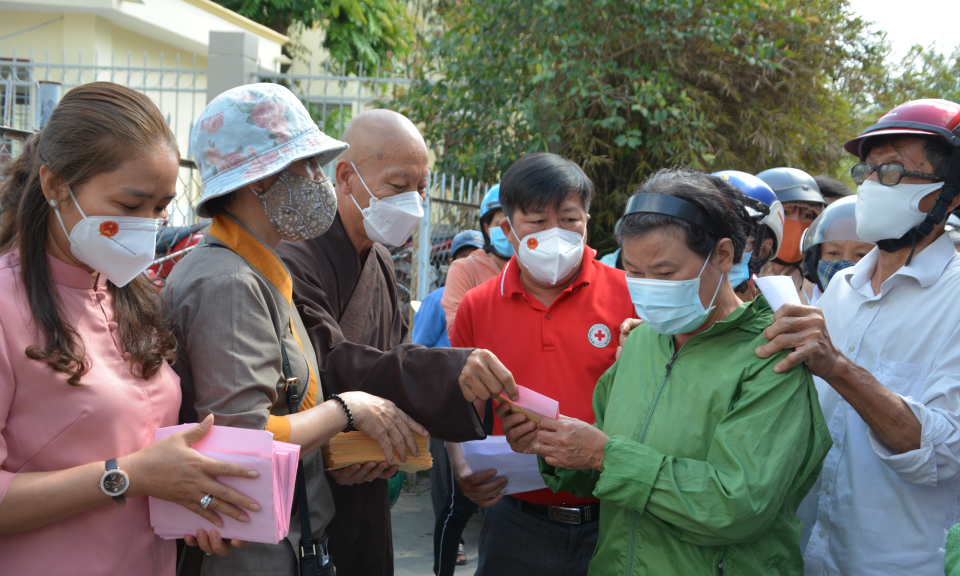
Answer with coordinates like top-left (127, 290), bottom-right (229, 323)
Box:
top-left (163, 215), bottom-right (334, 575)
top-left (441, 248), bottom-right (502, 338)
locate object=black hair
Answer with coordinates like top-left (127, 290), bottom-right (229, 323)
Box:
top-left (498, 153), bottom-right (594, 218)
top-left (813, 175), bottom-right (852, 199)
top-left (617, 167), bottom-right (748, 265)
top-left (202, 191), bottom-right (236, 217)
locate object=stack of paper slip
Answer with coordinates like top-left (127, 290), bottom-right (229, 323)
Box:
top-left (148, 424), bottom-right (300, 545)
top-left (321, 431), bottom-right (432, 473)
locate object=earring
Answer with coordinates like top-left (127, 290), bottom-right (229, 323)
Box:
top-left (49, 199), bottom-right (58, 207)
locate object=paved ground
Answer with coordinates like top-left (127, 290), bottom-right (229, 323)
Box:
top-left (392, 476), bottom-right (484, 576)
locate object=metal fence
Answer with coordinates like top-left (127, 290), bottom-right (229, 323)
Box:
top-left (400, 175), bottom-right (489, 322)
top-left (0, 47), bottom-right (481, 323)
top-left (0, 47), bottom-right (207, 227)
top-left (252, 62), bottom-right (415, 177)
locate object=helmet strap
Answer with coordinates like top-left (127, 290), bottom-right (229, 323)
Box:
top-left (480, 221), bottom-right (513, 261)
top-left (748, 225), bottom-right (770, 276)
top-left (877, 145), bottom-right (960, 265)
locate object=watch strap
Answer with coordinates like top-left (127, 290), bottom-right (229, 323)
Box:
top-left (103, 458), bottom-right (126, 507)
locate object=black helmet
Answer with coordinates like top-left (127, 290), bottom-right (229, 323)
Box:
top-left (756, 167), bottom-right (826, 205)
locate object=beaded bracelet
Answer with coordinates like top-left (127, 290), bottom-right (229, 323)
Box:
top-left (328, 394), bottom-right (356, 433)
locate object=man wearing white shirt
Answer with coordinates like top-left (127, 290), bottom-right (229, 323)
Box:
top-left (758, 98), bottom-right (960, 576)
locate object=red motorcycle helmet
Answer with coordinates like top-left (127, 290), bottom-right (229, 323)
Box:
top-left (844, 98), bottom-right (960, 260)
top-left (844, 98), bottom-right (960, 160)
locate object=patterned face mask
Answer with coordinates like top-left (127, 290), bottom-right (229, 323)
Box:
top-left (817, 258), bottom-right (856, 291)
top-left (256, 170), bottom-right (337, 241)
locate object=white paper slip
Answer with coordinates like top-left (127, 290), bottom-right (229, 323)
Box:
top-left (755, 275), bottom-right (802, 311)
top-left (460, 436), bottom-right (547, 495)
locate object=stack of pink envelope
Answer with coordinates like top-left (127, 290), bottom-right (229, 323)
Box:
top-left (148, 424), bottom-right (300, 545)
top-left (495, 384), bottom-right (560, 423)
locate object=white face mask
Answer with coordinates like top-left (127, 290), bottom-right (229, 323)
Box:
top-left (508, 219), bottom-right (584, 285)
top-left (348, 162), bottom-right (424, 246)
top-left (855, 179), bottom-right (943, 242)
top-left (54, 188), bottom-right (164, 287)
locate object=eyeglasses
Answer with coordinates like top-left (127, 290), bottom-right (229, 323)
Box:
top-left (850, 162), bottom-right (942, 186)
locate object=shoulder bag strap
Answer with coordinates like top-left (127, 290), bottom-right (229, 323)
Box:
top-left (279, 339), bottom-right (326, 576)
top-left (199, 242), bottom-right (329, 575)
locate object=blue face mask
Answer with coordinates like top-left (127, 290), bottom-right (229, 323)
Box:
top-left (625, 256), bottom-right (724, 335)
top-left (817, 258), bottom-right (855, 291)
top-left (728, 250), bottom-right (752, 290)
top-left (488, 226), bottom-right (515, 258)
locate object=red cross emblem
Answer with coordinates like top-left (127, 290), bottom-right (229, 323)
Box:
top-left (588, 323), bottom-right (611, 348)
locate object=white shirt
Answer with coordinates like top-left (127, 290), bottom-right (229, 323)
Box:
top-left (800, 233), bottom-right (960, 576)
top-left (809, 284), bottom-right (822, 307)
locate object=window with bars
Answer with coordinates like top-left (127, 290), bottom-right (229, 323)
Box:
top-left (0, 59), bottom-right (33, 131)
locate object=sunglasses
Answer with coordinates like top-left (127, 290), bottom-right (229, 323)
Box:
top-left (851, 162), bottom-right (942, 186)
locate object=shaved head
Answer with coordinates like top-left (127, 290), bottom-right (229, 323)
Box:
top-left (334, 109), bottom-right (430, 258)
top-left (340, 109), bottom-right (428, 169)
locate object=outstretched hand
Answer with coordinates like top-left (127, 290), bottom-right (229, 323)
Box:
top-left (328, 462), bottom-right (399, 485)
top-left (755, 303), bottom-right (843, 377)
top-left (121, 415), bottom-right (261, 529)
top-left (616, 318), bottom-right (643, 360)
top-left (184, 529), bottom-right (248, 556)
top-left (341, 392), bottom-right (429, 466)
top-left (459, 349), bottom-right (519, 402)
top-left (496, 402), bottom-right (540, 455)
top-left (453, 460), bottom-right (508, 508)
top-left (537, 416), bottom-right (608, 471)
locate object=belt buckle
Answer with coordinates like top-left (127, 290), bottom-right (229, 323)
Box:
top-left (548, 505), bottom-right (582, 525)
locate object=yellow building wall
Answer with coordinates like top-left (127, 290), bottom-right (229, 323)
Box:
top-left (0, 8), bottom-right (209, 222)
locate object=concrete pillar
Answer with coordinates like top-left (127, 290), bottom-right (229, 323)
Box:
top-left (206, 31), bottom-right (259, 103)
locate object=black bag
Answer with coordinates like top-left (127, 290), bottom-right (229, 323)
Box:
top-left (280, 340), bottom-right (336, 576)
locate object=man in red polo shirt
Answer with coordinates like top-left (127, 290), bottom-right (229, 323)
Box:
top-left (446, 153), bottom-right (636, 576)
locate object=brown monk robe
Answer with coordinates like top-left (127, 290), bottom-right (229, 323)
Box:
top-left (277, 109), bottom-right (516, 576)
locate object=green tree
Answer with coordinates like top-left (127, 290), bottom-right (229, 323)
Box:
top-left (216, 0), bottom-right (414, 75)
top-left (870, 44), bottom-right (960, 113)
top-left (391, 0), bottom-right (889, 251)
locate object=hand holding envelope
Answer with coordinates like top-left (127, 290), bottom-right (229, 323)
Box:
top-left (148, 424), bottom-right (300, 545)
top-left (495, 384), bottom-right (559, 423)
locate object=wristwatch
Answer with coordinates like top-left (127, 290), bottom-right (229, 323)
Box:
top-left (99, 458), bottom-right (129, 508)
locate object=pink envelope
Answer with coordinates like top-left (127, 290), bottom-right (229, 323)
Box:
top-left (148, 424), bottom-right (300, 544)
top-left (496, 384), bottom-right (560, 423)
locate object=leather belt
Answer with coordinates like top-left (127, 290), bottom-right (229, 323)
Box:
top-left (510, 496), bottom-right (600, 525)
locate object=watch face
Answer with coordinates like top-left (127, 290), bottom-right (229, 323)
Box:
top-left (102, 470), bottom-right (129, 495)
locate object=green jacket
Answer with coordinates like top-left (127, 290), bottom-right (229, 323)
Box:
top-left (540, 296), bottom-right (832, 576)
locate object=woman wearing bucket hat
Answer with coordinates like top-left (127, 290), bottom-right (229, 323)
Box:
top-left (162, 83), bottom-right (429, 575)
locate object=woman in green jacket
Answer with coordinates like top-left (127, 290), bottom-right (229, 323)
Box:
top-left (500, 168), bottom-right (832, 575)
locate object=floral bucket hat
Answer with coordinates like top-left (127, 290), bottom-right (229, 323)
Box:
top-left (191, 83), bottom-right (348, 218)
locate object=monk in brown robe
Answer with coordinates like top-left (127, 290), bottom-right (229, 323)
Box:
top-left (276, 110), bottom-right (516, 576)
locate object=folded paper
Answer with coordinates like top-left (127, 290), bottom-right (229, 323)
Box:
top-left (148, 424), bottom-right (299, 545)
top-left (755, 275), bottom-right (802, 312)
top-left (495, 384), bottom-right (559, 423)
top-left (461, 436), bottom-right (548, 495)
top-left (321, 431), bottom-right (432, 473)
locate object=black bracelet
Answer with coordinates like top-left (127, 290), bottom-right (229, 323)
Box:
top-left (327, 394), bottom-right (356, 433)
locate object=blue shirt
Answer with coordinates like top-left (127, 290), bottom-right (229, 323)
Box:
top-left (412, 287), bottom-right (450, 348)
top-left (599, 248), bottom-right (621, 268)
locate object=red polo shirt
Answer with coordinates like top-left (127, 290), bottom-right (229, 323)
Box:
top-left (451, 246), bottom-right (636, 506)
